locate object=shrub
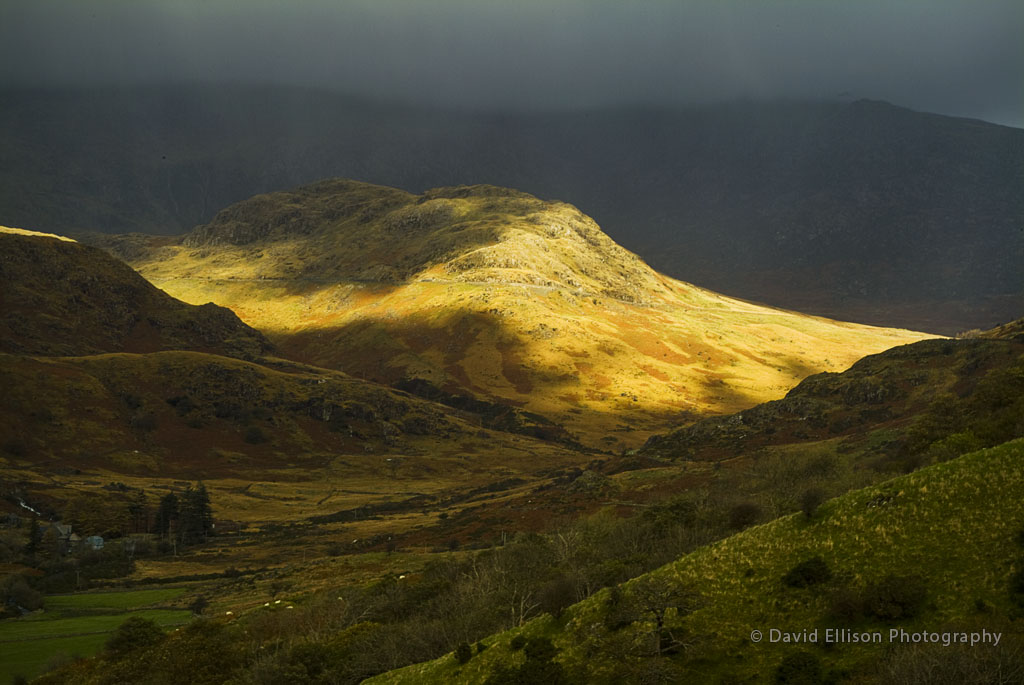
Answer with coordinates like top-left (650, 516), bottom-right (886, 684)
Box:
top-left (523, 637), bottom-right (557, 663)
top-left (783, 557), bottom-right (832, 588)
top-left (1009, 568), bottom-right (1024, 607)
top-left (928, 431), bottom-right (983, 462)
top-left (1, 576), bottom-right (43, 611)
top-left (800, 488), bottom-right (826, 519)
top-left (105, 616), bottom-right (164, 657)
top-left (537, 574), bottom-right (577, 618)
top-left (774, 651), bottom-right (824, 684)
top-left (454, 642), bottom-right (472, 664)
top-left (828, 587), bottom-right (863, 622)
top-left (131, 413), bottom-right (157, 432)
top-left (189, 595), bottom-right (209, 616)
top-left (864, 575), bottom-right (927, 621)
top-left (244, 426), bottom-right (267, 444)
top-left (510, 634), bottom-right (527, 651)
top-left (728, 502), bottom-right (762, 530)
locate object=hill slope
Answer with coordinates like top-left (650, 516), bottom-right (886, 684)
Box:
top-left (92, 180), bottom-right (933, 448)
top-left (371, 438), bottom-right (1024, 684)
top-left (0, 228), bottom-right (269, 359)
top-left (639, 334), bottom-right (1024, 468)
top-left (0, 224), bottom-right (592, 573)
top-left (3, 87), bottom-right (1021, 332)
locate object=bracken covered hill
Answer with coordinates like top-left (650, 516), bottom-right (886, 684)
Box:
top-left (93, 180), bottom-right (934, 448)
top-left (0, 227), bottom-right (269, 359)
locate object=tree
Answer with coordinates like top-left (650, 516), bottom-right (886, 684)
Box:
top-left (127, 490), bottom-right (149, 534)
top-left (800, 488), bottom-right (825, 519)
top-left (179, 482), bottom-right (213, 545)
top-left (23, 519), bottom-right (42, 556)
top-left (155, 492), bottom-right (179, 540)
top-left (189, 594), bottom-right (209, 616)
top-left (105, 616), bottom-right (165, 657)
top-left (609, 575), bottom-right (702, 657)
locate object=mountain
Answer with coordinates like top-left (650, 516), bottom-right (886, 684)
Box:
top-left (0, 227), bottom-right (269, 359)
top-left (2, 86), bottom-right (1021, 333)
top-left (86, 179), bottom-right (933, 448)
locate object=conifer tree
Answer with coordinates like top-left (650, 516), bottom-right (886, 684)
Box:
top-left (155, 492), bottom-right (179, 539)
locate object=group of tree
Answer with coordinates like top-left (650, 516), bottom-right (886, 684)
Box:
top-left (155, 482), bottom-right (214, 548)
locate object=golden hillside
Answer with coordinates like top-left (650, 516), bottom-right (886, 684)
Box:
top-left (100, 180), bottom-right (935, 448)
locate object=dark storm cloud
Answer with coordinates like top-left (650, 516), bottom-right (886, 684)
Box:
top-left (1, 0), bottom-right (1021, 126)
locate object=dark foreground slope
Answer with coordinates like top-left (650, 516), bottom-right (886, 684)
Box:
top-left (3, 87), bottom-right (1021, 332)
top-left (370, 439), bottom-right (1024, 684)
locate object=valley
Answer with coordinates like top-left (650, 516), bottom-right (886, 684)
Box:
top-left (1, 182), bottom-right (1020, 684)
top-left (3, 4), bottom-right (1021, 682)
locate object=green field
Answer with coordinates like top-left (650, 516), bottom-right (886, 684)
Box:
top-left (0, 588), bottom-right (190, 684)
top-left (43, 588), bottom-right (185, 611)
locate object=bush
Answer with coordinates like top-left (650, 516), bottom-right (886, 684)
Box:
top-left (454, 642), bottom-right (473, 664)
top-left (864, 575), bottom-right (927, 621)
top-left (1009, 568), bottom-right (1024, 607)
top-left (774, 651), bottom-right (824, 684)
top-left (509, 634), bottom-right (527, 651)
top-left (827, 587), bottom-right (863, 623)
top-left (131, 413), bottom-right (157, 432)
top-left (244, 426), bottom-right (267, 444)
top-left (728, 502), bottom-right (762, 530)
top-left (537, 574), bottom-right (576, 618)
top-left (800, 488), bottom-right (826, 519)
top-left (783, 557), bottom-right (832, 588)
top-left (1, 576), bottom-right (43, 611)
top-left (105, 616), bottom-right (165, 657)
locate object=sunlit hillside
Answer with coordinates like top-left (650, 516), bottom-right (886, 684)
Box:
top-left (96, 180), bottom-right (934, 448)
top-left (369, 439), bottom-right (1024, 684)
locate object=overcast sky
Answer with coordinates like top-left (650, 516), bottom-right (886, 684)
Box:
top-left (1, 0), bottom-right (1021, 127)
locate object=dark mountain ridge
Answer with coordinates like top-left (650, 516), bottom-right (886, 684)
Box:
top-left (1, 86), bottom-right (1021, 333)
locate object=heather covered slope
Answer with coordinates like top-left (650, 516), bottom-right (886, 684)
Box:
top-left (0, 228), bottom-right (269, 359)
top-left (94, 179), bottom-right (933, 448)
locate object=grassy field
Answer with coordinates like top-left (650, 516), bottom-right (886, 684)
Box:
top-left (0, 588), bottom-right (189, 684)
top-left (42, 588), bottom-right (185, 611)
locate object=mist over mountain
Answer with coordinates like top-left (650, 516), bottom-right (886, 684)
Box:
top-left (2, 86), bottom-right (1021, 334)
